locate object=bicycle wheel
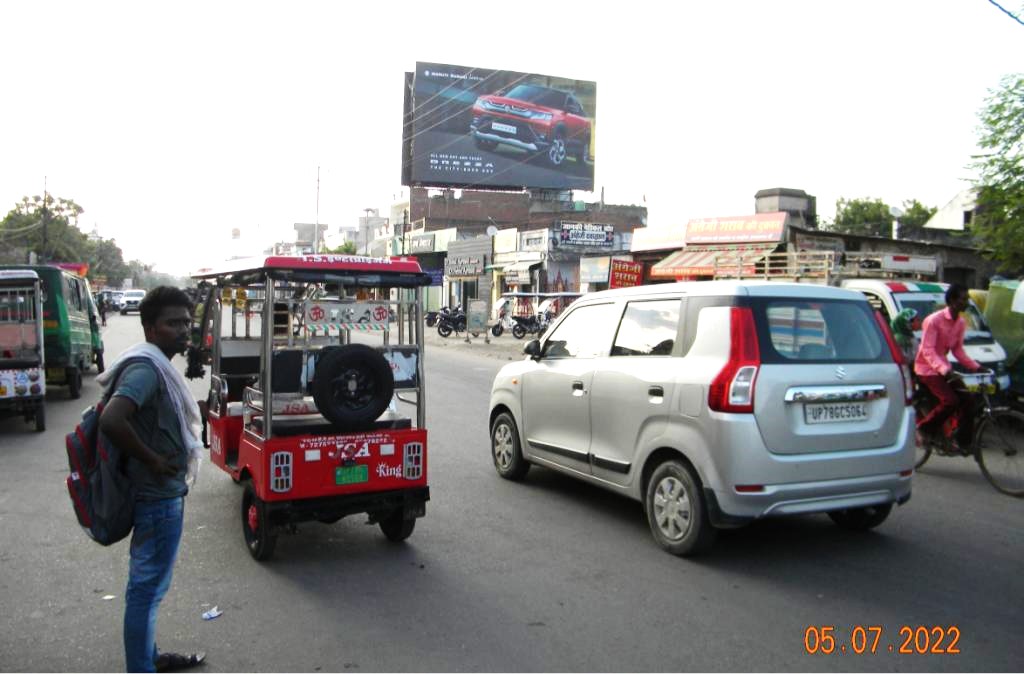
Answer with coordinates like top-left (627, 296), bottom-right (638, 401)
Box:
top-left (914, 433), bottom-right (932, 470)
top-left (975, 410), bottom-right (1024, 497)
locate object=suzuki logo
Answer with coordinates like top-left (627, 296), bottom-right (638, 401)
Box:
top-left (835, 366), bottom-right (847, 380)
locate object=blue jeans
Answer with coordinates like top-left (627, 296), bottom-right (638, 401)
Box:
top-left (124, 497), bottom-right (184, 673)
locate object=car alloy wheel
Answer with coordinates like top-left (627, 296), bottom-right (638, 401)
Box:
top-left (493, 423), bottom-right (515, 471)
top-left (548, 136), bottom-right (566, 166)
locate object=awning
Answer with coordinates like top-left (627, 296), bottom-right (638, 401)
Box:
top-left (650, 243), bottom-right (779, 279)
top-left (504, 261), bottom-right (541, 285)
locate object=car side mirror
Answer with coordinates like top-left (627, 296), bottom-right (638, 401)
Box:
top-left (523, 339), bottom-right (542, 359)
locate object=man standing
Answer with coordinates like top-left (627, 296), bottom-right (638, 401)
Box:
top-left (914, 283), bottom-right (981, 453)
top-left (98, 287), bottom-right (206, 673)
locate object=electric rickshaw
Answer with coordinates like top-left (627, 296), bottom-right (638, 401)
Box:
top-left (0, 269), bottom-right (46, 432)
top-left (188, 255), bottom-right (431, 560)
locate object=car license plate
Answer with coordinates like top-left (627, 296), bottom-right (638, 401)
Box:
top-left (46, 367), bottom-right (65, 381)
top-left (492, 122), bottom-right (516, 135)
top-left (804, 402), bottom-right (868, 424)
top-left (335, 464), bottom-right (368, 485)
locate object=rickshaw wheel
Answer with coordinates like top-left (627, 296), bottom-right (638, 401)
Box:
top-left (312, 344), bottom-right (394, 431)
top-left (379, 509), bottom-right (415, 542)
top-left (34, 404), bottom-right (46, 433)
top-left (242, 482), bottom-right (277, 561)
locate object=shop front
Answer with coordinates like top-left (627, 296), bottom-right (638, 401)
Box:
top-left (628, 225), bottom-right (689, 283)
top-left (649, 212), bottom-right (788, 281)
top-left (444, 238), bottom-right (492, 311)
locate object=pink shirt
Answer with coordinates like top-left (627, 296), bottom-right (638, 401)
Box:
top-left (914, 307), bottom-right (980, 376)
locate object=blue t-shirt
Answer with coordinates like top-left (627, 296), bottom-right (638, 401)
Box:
top-left (112, 362), bottom-right (188, 501)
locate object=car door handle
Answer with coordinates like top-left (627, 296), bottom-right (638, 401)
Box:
top-left (572, 380), bottom-right (586, 396)
top-left (648, 385), bottom-right (664, 397)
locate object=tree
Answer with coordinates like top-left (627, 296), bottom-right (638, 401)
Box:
top-left (892, 199), bottom-right (938, 240)
top-left (825, 197), bottom-right (893, 238)
top-left (971, 73), bottom-right (1024, 271)
top-left (326, 241), bottom-right (357, 255)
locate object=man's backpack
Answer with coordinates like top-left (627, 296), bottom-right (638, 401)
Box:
top-left (65, 357), bottom-right (149, 545)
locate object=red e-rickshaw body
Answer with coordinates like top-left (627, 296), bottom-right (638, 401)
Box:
top-left (190, 255), bottom-right (431, 559)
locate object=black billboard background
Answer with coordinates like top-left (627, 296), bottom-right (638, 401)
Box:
top-left (403, 62), bottom-right (596, 192)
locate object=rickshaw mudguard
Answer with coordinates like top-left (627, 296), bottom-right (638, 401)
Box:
top-left (239, 428), bottom-right (428, 505)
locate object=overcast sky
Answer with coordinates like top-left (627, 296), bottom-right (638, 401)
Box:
top-left (1, 0), bottom-right (1022, 276)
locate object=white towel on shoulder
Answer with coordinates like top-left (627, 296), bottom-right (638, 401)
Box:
top-left (97, 342), bottom-right (204, 485)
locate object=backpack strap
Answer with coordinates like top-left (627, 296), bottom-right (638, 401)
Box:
top-left (100, 356), bottom-right (159, 407)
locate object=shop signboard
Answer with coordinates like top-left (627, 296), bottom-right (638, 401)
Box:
top-left (409, 234), bottom-right (435, 253)
top-left (609, 260), bottom-right (643, 289)
top-left (559, 222), bottom-right (614, 248)
top-left (406, 62), bottom-right (597, 192)
top-left (493, 228), bottom-right (519, 254)
top-left (519, 229), bottom-right (550, 253)
top-left (467, 299), bottom-right (488, 333)
top-left (580, 256), bottom-right (611, 283)
top-left (630, 226), bottom-right (687, 252)
top-left (445, 255), bottom-right (485, 277)
top-left (684, 212), bottom-right (787, 245)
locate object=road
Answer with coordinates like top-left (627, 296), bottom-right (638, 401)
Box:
top-left (1, 313), bottom-right (1022, 672)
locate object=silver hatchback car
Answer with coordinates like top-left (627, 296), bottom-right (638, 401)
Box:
top-left (488, 281), bottom-right (915, 555)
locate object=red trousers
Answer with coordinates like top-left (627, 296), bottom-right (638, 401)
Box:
top-left (916, 374), bottom-right (973, 444)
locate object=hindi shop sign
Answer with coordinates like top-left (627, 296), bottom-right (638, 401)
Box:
top-left (445, 255), bottom-right (484, 277)
top-left (559, 222), bottom-right (614, 248)
top-left (684, 213), bottom-right (787, 245)
top-left (609, 260), bottom-right (643, 289)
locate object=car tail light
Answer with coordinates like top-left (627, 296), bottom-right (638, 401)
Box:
top-left (270, 451), bottom-right (293, 493)
top-left (874, 311), bottom-right (913, 405)
top-left (709, 307), bottom-right (760, 413)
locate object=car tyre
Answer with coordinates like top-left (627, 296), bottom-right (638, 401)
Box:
top-left (828, 503), bottom-right (893, 531)
top-left (645, 459), bottom-right (715, 556)
top-left (378, 509), bottom-right (416, 542)
top-left (547, 130), bottom-right (567, 167)
top-left (242, 482), bottom-right (277, 560)
top-left (490, 412), bottom-right (530, 481)
top-left (312, 344), bottom-right (394, 431)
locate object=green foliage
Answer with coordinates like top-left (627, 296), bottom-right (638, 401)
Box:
top-left (824, 197), bottom-right (937, 240)
top-left (326, 241), bottom-right (357, 254)
top-left (826, 197), bottom-right (893, 237)
top-left (971, 73), bottom-right (1024, 271)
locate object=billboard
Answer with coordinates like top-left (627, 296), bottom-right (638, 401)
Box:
top-left (684, 213), bottom-right (788, 245)
top-left (559, 222), bottom-right (614, 248)
top-left (404, 62), bottom-right (596, 191)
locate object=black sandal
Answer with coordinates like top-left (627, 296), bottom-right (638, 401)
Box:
top-left (155, 651), bottom-right (206, 673)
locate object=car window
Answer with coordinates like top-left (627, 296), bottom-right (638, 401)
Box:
top-left (542, 303), bottom-right (619, 359)
top-left (567, 96), bottom-right (584, 115)
top-left (612, 300), bottom-right (680, 356)
top-left (894, 293), bottom-right (989, 333)
top-left (761, 299), bottom-right (884, 362)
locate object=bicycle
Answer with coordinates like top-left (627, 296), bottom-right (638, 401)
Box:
top-left (914, 368), bottom-right (1024, 497)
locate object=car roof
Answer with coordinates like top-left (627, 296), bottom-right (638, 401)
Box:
top-left (580, 280), bottom-right (866, 302)
top-left (841, 279), bottom-right (947, 293)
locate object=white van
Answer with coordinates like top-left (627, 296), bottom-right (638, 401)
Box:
top-left (840, 279), bottom-right (1010, 390)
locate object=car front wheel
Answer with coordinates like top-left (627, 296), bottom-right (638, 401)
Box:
top-left (547, 131), bottom-right (567, 166)
top-left (491, 412), bottom-right (529, 480)
top-left (645, 459), bottom-right (715, 556)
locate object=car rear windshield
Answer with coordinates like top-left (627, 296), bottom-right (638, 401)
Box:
top-left (753, 298), bottom-right (888, 364)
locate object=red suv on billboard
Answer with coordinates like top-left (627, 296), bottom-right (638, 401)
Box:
top-left (470, 84), bottom-right (591, 168)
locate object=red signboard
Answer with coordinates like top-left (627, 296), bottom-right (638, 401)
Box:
top-left (609, 260), bottom-right (643, 289)
top-left (685, 212), bottom-right (787, 244)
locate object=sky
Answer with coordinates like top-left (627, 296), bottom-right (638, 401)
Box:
top-left (1, 0), bottom-right (1022, 276)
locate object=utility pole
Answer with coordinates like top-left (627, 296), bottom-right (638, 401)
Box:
top-left (363, 207), bottom-right (374, 256)
top-left (40, 177), bottom-right (48, 263)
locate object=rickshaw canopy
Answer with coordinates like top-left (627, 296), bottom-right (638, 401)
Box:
top-left (192, 255), bottom-right (432, 288)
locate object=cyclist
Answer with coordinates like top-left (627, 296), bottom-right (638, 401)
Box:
top-left (914, 283), bottom-right (981, 454)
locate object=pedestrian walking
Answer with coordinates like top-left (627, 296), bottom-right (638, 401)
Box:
top-left (98, 295), bottom-right (108, 326)
top-left (97, 286), bottom-right (207, 673)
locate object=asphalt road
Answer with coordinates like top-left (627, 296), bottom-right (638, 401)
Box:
top-left (1, 314), bottom-right (1022, 672)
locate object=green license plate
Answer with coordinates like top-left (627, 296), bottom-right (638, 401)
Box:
top-left (335, 464), bottom-right (368, 485)
top-left (46, 368), bottom-right (65, 381)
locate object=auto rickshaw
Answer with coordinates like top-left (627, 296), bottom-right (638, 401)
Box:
top-left (189, 254), bottom-right (431, 560)
top-left (0, 270), bottom-right (46, 432)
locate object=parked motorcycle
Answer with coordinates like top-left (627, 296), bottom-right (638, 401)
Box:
top-left (426, 310), bottom-right (439, 327)
top-left (436, 305), bottom-right (466, 338)
top-left (510, 311), bottom-right (553, 340)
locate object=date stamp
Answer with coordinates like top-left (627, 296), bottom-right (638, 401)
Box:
top-left (804, 625), bottom-right (961, 655)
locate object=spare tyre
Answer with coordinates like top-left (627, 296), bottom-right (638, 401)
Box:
top-left (312, 344), bottom-right (394, 431)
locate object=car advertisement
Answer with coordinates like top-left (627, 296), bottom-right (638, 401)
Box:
top-left (406, 62), bottom-right (596, 191)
